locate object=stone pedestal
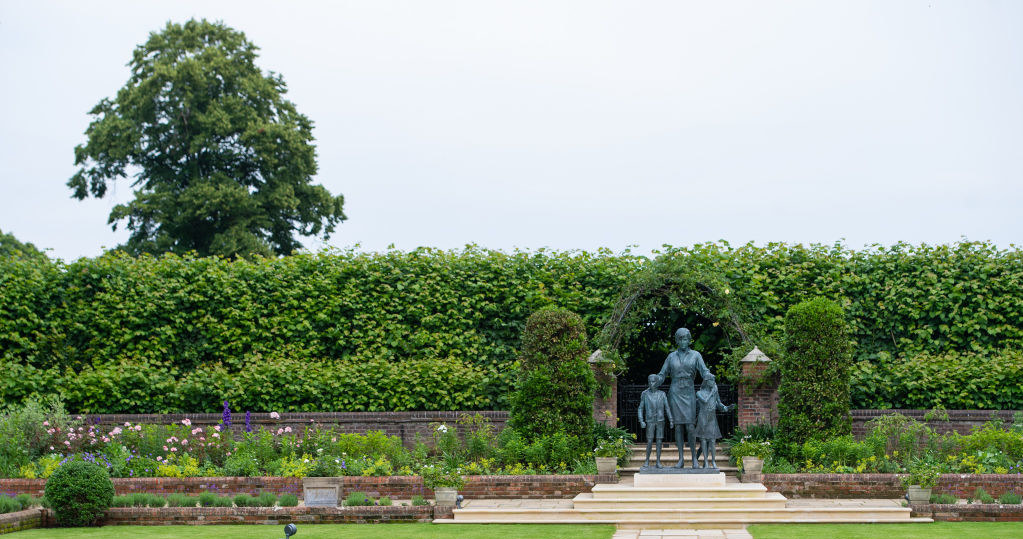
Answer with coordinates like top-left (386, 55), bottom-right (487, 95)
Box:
top-left (634, 471), bottom-right (727, 487)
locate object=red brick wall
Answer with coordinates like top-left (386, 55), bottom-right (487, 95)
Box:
top-left (852, 410), bottom-right (1022, 437)
top-left (94, 506), bottom-right (434, 526)
top-left (764, 473), bottom-right (1023, 499)
top-left (0, 474), bottom-right (609, 500)
top-left (912, 504), bottom-right (1023, 522)
top-left (738, 361), bottom-right (779, 428)
top-left (0, 509), bottom-right (44, 534)
top-left (78, 411), bottom-right (509, 447)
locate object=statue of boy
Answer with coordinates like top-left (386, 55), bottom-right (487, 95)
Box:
top-left (638, 373), bottom-right (674, 468)
top-left (694, 374), bottom-right (735, 469)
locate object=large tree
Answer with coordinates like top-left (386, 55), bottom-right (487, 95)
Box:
top-left (68, 19), bottom-right (345, 258)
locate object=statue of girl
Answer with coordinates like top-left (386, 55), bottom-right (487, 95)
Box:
top-left (693, 374), bottom-right (735, 469)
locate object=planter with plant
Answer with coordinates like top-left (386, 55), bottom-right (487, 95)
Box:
top-left (594, 437), bottom-right (630, 474)
top-left (421, 465), bottom-right (464, 506)
top-left (901, 461), bottom-right (941, 504)
top-left (730, 437), bottom-right (772, 476)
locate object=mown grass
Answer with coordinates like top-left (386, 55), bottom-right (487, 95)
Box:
top-left (749, 522), bottom-right (1023, 539)
top-left (14, 523), bottom-right (616, 539)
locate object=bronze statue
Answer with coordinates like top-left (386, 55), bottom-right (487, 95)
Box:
top-left (655, 328), bottom-right (712, 468)
top-left (638, 373), bottom-right (674, 468)
top-left (694, 374), bottom-right (734, 468)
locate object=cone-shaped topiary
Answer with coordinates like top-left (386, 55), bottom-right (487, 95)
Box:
top-left (776, 297), bottom-right (852, 451)
top-left (509, 308), bottom-right (595, 445)
top-left (44, 460), bottom-right (114, 527)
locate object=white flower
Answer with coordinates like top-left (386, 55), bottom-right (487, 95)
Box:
top-left (270, 412), bottom-right (280, 419)
top-left (437, 424), bottom-right (448, 433)
top-left (181, 418), bottom-right (191, 426)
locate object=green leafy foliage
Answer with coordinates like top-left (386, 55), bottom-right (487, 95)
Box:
top-left (510, 308), bottom-right (595, 447)
top-left (777, 298), bottom-right (852, 451)
top-left (0, 229), bottom-right (47, 262)
top-left (852, 350), bottom-right (1023, 409)
top-left (0, 248), bottom-right (633, 412)
top-left (44, 461), bottom-right (115, 527)
top-left (67, 19), bottom-right (345, 258)
top-left (2, 242), bottom-right (1023, 411)
top-left (278, 493), bottom-right (298, 507)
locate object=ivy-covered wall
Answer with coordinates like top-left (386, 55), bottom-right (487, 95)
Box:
top-left (1, 242), bottom-right (1020, 413)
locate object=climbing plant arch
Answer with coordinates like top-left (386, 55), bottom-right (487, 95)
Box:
top-left (594, 254), bottom-right (754, 379)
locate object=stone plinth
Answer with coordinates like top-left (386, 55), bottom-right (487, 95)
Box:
top-left (634, 471), bottom-right (726, 487)
top-left (303, 477), bottom-right (340, 506)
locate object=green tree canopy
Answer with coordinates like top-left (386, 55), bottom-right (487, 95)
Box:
top-left (0, 228), bottom-right (47, 262)
top-left (68, 19), bottom-right (346, 258)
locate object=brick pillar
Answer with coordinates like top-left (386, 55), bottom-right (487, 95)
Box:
top-left (588, 350), bottom-right (618, 426)
top-left (738, 346), bottom-right (779, 428)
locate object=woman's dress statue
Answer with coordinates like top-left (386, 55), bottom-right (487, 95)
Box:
top-left (654, 327), bottom-right (712, 468)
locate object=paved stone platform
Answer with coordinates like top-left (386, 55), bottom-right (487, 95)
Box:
top-left (614, 529), bottom-right (752, 539)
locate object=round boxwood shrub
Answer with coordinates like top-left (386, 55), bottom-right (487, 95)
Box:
top-left (776, 297), bottom-right (852, 451)
top-left (44, 461), bottom-right (114, 527)
top-left (509, 308), bottom-right (595, 445)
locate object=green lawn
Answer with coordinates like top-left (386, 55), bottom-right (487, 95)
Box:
top-left (749, 522), bottom-right (1023, 539)
top-left (14, 524), bottom-right (616, 539)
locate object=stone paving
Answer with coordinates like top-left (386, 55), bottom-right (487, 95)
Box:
top-left (613, 529), bottom-right (752, 539)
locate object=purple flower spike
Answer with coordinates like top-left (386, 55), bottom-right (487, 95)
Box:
top-left (245, 410), bottom-right (252, 433)
top-left (222, 401), bottom-right (232, 428)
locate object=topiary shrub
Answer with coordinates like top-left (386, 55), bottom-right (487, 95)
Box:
top-left (509, 308), bottom-right (595, 446)
top-left (44, 461), bottom-right (114, 527)
top-left (776, 297), bottom-right (852, 452)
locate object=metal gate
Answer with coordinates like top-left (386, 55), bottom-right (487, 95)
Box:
top-left (617, 382), bottom-right (737, 441)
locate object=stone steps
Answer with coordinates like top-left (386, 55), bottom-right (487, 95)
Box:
top-left (573, 492), bottom-right (788, 509)
top-left (443, 507), bottom-right (926, 525)
top-left (591, 483), bottom-right (768, 500)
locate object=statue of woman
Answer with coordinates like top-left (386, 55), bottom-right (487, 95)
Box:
top-left (655, 328), bottom-right (712, 468)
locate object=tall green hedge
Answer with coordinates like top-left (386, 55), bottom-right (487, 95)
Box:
top-left (1, 241), bottom-right (1022, 413)
top-left (777, 298), bottom-right (852, 448)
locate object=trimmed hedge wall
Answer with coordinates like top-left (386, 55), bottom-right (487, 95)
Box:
top-left (2, 242), bottom-right (1022, 413)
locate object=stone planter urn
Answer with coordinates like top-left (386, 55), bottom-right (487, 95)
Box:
top-left (434, 486), bottom-right (458, 506)
top-left (906, 485), bottom-right (932, 504)
top-left (595, 457), bottom-right (618, 475)
top-left (741, 456), bottom-right (764, 475)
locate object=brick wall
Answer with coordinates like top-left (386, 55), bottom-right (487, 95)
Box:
top-left (738, 359), bottom-right (778, 428)
top-left (95, 506), bottom-right (434, 526)
top-left (79, 411), bottom-right (509, 447)
top-left (763, 473), bottom-right (1023, 499)
top-left (852, 409), bottom-right (1022, 436)
top-left (912, 504), bottom-right (1023, 522)
top-left (0, 509), bottom-right (43, 535)
top-left (0, 474), bottom-right (609, 500)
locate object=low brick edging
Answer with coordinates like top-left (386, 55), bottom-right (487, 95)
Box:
top-left (98, 506), bottom-right (435, 525)
top-left (0, 509), bottom-right (44, 535)
top-left (78, 411), bottom-right (510, 448)
top-left (763, 473), bottom-right (1023, 499)
top-left (0, 474), bottom-right (612, 500)
top-left (911, 503), bottom-right (1023, 522)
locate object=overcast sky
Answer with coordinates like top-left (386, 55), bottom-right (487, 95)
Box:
top-left (1, 1), bottom-right (1020, 260)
